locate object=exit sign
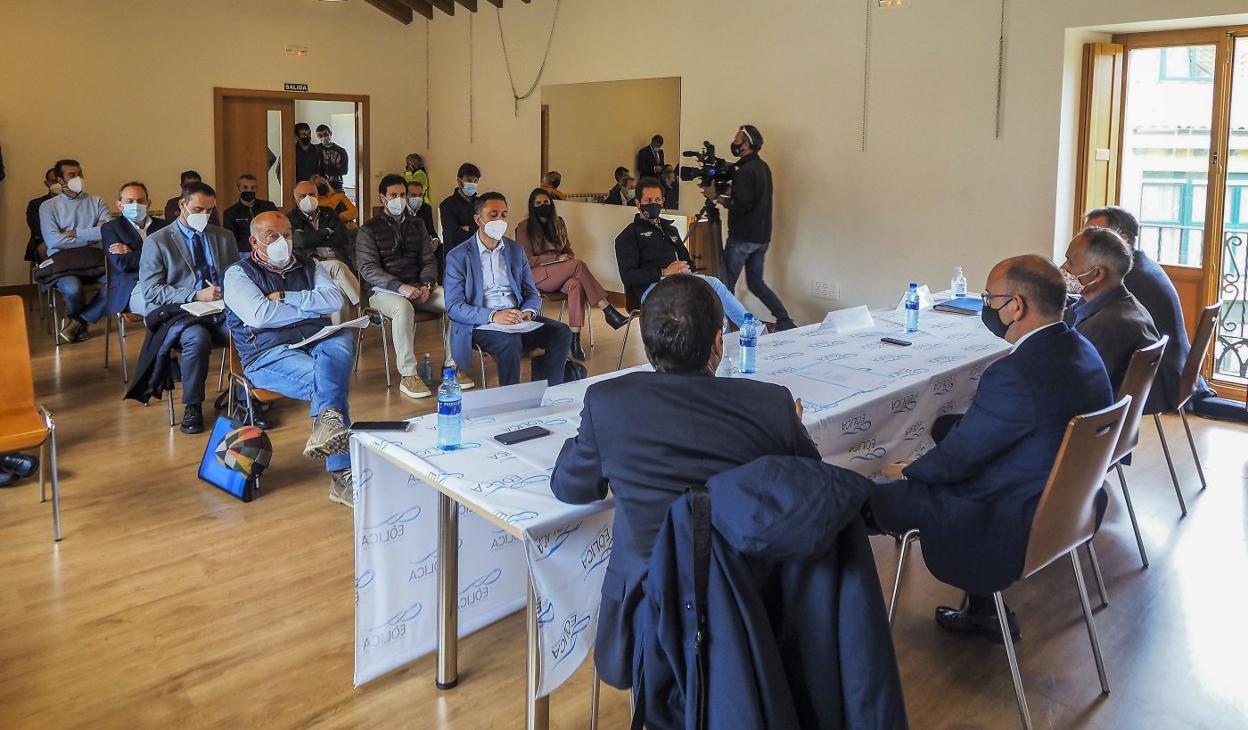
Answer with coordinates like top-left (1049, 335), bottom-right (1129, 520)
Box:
top-left (284, 83), bottom-right (309, 92)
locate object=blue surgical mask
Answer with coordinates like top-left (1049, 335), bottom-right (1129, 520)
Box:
top-left (122, 203), bottom-right (147, 223)
top-left (462, 182), bottom-right (478, 196)
top-left (407, 197), bottom-right (423, 213)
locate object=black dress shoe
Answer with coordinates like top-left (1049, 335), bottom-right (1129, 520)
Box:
top-left (180, 404), bottom-right (205, 434)
top-left (935, 602), bottom-right (1022, 644)
top-left (776, 317), bottom-right (798, 332)
top-left (0, 453), bottom-right (39, 479)
top-left (0, 470), bottom-right (17, 488)
top-left (570, 332), bottom-right (587, 361)
top-left (602, 305), bottom-right (630, 330)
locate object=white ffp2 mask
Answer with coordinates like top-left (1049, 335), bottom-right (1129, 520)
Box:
top-left (186, 212), bottom-right (210, 232)
top-left (483, 220), bottom-right (508, 241)
top-left (385, 197), bottom-right (406, 216)
top-left (298, 195), bottom-right (318, 214)
top-left (266, 236), bottom-right (292, 268)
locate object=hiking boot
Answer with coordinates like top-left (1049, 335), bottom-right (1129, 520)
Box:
top-left (304, 408), bottom-right (349, 458)
top-left (329, 469), bottom-right (354, 508)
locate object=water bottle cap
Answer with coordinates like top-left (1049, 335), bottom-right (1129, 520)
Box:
top-left (442, 366), bottom-right (456, 378)
top-left (744, 313), bottom-right (754, 320)
top-left (909, 282), bottom-right (918, 289)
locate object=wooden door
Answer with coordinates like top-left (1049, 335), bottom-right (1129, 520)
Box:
top-left (216, 96), bottom-right (295, 209)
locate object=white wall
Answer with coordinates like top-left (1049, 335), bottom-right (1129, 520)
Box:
top-left (0, 0), bottom-right (425, 286)
top-left (422, 0), bottom-right (1248, 322)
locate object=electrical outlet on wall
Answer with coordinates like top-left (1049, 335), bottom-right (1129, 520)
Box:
top-left (812, 280), bottom-right (839, 301)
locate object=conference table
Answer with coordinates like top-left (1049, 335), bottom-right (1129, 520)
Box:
top-left (350, 307), bottom-right (1009, 729)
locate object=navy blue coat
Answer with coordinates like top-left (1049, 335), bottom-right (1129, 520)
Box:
top-left (101, 216), bottom-right (170, 315)
top-left (870, 323), bottom-right (1113, 595)
top-left (551, 371), bottom-right (819, 689)
top-left (634, 456), bottom-right (908, 730)
top-left (1125, 248), bottom-right (1211, 406)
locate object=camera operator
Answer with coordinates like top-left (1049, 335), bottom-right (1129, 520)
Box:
top-left (705, 125), bottom-right (796, 331)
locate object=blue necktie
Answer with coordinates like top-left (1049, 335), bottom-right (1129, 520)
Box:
top-left (191, 233), bottom-right (213, 287)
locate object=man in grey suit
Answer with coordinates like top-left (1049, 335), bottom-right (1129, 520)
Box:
top-left (137, 182), bottom-right (236, 434)
top-left (1061, 227), bottom-right (1167, 399)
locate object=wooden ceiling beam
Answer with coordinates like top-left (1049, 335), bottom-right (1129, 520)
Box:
top-left (454, 0), bottom-right (479, 10)
top-left (484, 0), bottom-right (504, 7)
top-left (395, 0), bottom-right (435, 19)
top-left (429, 0), bottom-right (456, 15)
top-left (361, 0), bottom-right (413, 24)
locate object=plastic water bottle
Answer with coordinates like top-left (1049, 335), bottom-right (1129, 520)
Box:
top-left (904, 283), bottom-right (920, 334)
top-left (419, 352), bottom-right (432, 384)
top-left (952, 267), bottom-right (967, 299)
top-left (437, 367), bottom-right (462, 451)
top-left (739, 313), bottom-right (758, 374)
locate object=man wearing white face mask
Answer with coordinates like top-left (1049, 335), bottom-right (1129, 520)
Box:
top-left (138, 181), bottom-right (237, 433)
top-left (222, 211), bottom-right (357, 507)
top-left (38, 158), bottom-right (112, 342)
top-left (444, 191), bottom-right (573, 387)
top-left (357, 174), bottom-right (468, 398)
top-left (288, 181), bottom-right (360, 325)
top-left (101, 181), bottom-right (170, 317)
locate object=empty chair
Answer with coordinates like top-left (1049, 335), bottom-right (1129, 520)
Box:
top-left (1153, 304), bottom-right (1220, 516)
top-left (1107, 336), bottom-right (1169, 567)
top-left (889, 397), bottom-right (1130, 729)
top-left (0, 296), bottom-right (63, 541)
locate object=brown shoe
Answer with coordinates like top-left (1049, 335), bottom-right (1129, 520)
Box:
top-left (400, 375), bottom-right (432, 399)
top-left (58, 318), bottom-right (86, 343)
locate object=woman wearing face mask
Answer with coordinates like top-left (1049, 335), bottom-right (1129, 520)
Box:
top-left (515, 189), bottom-right (630, 360)
top-left (311, 175), bottom-right (358, 230)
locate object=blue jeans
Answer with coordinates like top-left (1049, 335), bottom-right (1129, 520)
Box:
top-left (54, 274), bottom-right (108, 324)
top-left (244, 330), bottom-right (355, 472)
top-left (642, 274), bottom-right (749, 327)
top-left (721, 239), bottom-right (791, 323)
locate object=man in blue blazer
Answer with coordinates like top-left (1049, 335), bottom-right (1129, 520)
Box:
top-left (868, 255), bottom-right (1113, 643)
top-left (550, 275), bottom-right (819, 689)
top-left (100, 181), bottom-right (170, 316)
top-left (443, 192), bottom-right (572, 386)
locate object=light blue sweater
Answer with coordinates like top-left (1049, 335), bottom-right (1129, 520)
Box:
top-left (39, 192), bottom-right (111, 255)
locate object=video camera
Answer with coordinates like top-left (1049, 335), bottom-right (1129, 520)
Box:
top-left (679, 141), bottom-right (735, 194)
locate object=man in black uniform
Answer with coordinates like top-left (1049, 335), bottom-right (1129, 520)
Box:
top-left (221, 174), bottom-right (278, 252)
top-left (710, 124), bottom-right (796, 331)
top-left (438, 162), bottom-right (480, 254)
top-left (294, 123), bottom-right (318, 183)
top-left (614, 177), bottom-right (748, 326)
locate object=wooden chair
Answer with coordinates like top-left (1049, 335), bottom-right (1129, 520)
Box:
top-left (1107, 336), bottom-right (1169, 568)
top-left (0, 296), bottom-right (63, 541)
top-left (226, 337), bottom-right (287, 425)
top-left (889, 396), bottom-right (1131, 730)
top-left (1152, 304), bottom-right (1220, 516)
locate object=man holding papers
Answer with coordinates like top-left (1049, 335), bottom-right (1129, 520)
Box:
top-left (356, 174), bottom-right (471, 399)
top-left (444, 192), bottom-right (573, 387)
top-left (223, 211), bottom-right (356, 507)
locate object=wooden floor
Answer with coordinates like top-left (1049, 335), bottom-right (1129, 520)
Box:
top-left (1, 297), bottom-right (1246, 729)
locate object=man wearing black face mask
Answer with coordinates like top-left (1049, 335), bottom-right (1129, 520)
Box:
top-left (222, 174), bottom-right (277, 252)
top-left (294, 123), bottom-right (318, 183)
top-left (711, 124), bottom-right (796, 331)
top-left (866, 255), bottom-right (1112, 645)
top-left (614, 177), bottom-right (750, 326)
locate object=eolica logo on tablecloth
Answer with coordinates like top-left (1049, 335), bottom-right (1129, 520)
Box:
top-left (841, 412), bottom-right (872, 436)
top-left (891, 393), bottom-right (918, 413)
top-left (968, 364), bottom-right (986, 382)
top-left (355, 569), bottom-right (375, 606)
top-left (850, 438), bottom-right (887, 461)
top-left (903, 423), bottom-right (927, 442)
top-left (534, 521), bottom-right (582, 561)
top-left (459, 567), bottom-right (502, 610)
top-left (580, 525), bottom-right (612, 579)
top-left (408, 539), bottom-right (464, 582)
top-left (364, 601), bottom-right (422, 652)
top-left (932, 376), bottom-right (955, 396)
top-left (550, 611), bottom-right (592, 666)
top-left (360, 505), bottom-right (422, 548)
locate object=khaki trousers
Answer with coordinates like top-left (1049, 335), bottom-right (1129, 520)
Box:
top-left (368, 286), bottom-right (449, 377)
top-left (316, 259), bottom-right (362, 325)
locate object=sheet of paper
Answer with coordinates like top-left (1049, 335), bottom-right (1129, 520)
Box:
top-left (476, 320), bottom-right (544, 334)
top-left (895, 284), bottom-right (934, 312)
top-left (461, 380), bottom-right (548, 418)
top-left (793, 361), bottom-right (895, 392)
top-left (286, 314), bottom-right (371, 349)
top-left (181, 300), bottom-right (225, 317)
top-left (817, 305), bottom-right (874, 334)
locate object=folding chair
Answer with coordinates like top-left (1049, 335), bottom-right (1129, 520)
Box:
top-left (226, 337), bottom-right (287, 425)
top-left (888, 396), bottom-right (1131, 729)
top-left (0, 296), bottom-right (63, 540)
top-left (541, 289), bottom-right (594, 349)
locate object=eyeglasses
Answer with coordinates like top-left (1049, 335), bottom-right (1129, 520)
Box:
top-left (980, 292), bottom-right (1017, 308)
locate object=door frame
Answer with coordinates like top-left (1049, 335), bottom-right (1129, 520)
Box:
top-left (213, 87), bottom-right (371, 222)
top-left (1107, 25), bottom-right (1248, 399)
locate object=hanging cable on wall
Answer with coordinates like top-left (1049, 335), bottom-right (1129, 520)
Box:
top-left (995, 0), bottom-right (1009, 139)
top-left (469, 12), bottom-right (475, 144)
top-left (425, 20), bottom-right (431, 150)
top-left (497, 0), bottom-right (563, 117)
top-left (861, 0), bottom-right (873, 151)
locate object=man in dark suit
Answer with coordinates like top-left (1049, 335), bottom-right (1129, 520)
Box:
top-left (444, 192), bottom-right (572, 387)
top-left (221, 174), bottom-right (277, 251)
top-left (868, 255), bottom-right (1113, 643)
top-left (101, 181), bottom-right (170, 316)
top-left (162, 170), bottom-right (219, 226)
top-left (1061, 227), bottom-right (1168, 405)
top-left (24, 167), bottom-right (58, 263)
top-left (635, 134), bottom-right (665, 179)
top-left (1085, 206), bottom-right (1213, 408)
top-left (604, 173), bottom-right (635, 206)
top-left (138, 182), bottom-right (236, 433)
top-left (551, 274), bottom-right (819, 689)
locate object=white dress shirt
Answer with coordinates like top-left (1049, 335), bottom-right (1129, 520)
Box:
top-left (477, 236), bottom-right (519, 311)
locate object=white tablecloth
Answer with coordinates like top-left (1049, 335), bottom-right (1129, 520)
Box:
top-left (352, 309), bottom-right (1009, 694)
